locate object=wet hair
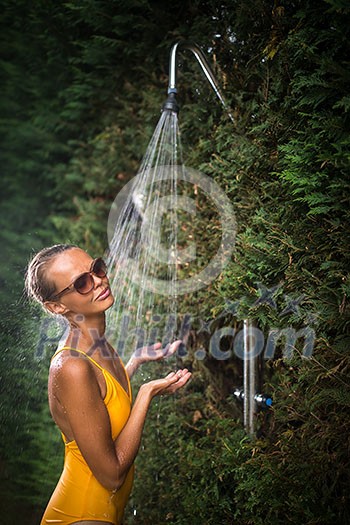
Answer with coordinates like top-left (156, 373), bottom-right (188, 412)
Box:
top-left (25, 244), bottom-right (77, 306)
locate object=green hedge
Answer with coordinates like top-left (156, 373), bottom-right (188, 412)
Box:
top-left (1, 1), bottom-right (349, 523)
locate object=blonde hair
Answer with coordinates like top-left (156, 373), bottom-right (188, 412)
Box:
top-left (25, 244), bottom-right (77, 305)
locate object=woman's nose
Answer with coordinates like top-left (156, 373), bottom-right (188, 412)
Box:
top-left (92, 273), bottom-right (104, 287)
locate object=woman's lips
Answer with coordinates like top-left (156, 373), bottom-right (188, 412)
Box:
top-left (96, 287), bottom-right (111, 301)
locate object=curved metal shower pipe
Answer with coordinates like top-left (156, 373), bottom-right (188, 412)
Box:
top-left (166, 41), bottom-right (234, 122)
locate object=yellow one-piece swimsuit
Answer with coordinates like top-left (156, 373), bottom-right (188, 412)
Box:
top-left (40, 347), bottom-right (134, 525)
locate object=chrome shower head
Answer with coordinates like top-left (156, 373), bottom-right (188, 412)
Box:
top-left (161, 92), bottom-right (179, 114)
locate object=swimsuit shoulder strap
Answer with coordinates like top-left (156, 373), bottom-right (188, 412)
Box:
top-left (51, 346), bottom-right (105, 373)
top-left (52, 346), bottom-right (131, 401)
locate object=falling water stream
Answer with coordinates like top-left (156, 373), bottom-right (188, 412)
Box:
top-left (104, 41), bottom-right (263, 441)
top-left (101, 39), bottom-right (240, 387)
top-left (104, 41), bottom-right (236, 362)
top-left (105, 107), bottom-right (188, 359)
top-left (105, 106), bottom-right (189, 516)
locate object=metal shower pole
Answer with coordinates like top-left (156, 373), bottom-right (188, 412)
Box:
top-left (243, 319), bottom-right (257, 435)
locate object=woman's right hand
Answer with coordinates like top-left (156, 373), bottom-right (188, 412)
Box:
top-left (141, 369), bottom-right (192, 399)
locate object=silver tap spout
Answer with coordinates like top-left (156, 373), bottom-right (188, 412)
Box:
top-left (167, 41), bottom-right (234, 122)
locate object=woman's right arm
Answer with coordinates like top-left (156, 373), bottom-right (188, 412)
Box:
top-left (53, 357), bottom-right (191, 491)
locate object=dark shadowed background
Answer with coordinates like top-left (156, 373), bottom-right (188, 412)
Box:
top-left (1, 1), bottom-right (349, 523)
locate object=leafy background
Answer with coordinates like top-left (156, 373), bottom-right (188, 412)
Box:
top-left (0, 1), bottom-right (349, 524)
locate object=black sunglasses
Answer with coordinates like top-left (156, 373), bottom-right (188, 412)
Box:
top-left (48, 258), bottom-right (108, 301)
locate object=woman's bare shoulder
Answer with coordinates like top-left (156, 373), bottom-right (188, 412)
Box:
top-left (50, 349), bottom-right (96, 388)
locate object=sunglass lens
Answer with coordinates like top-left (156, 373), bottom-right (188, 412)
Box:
top-left (74, 273), bottom-right (94, 294)
top-left (93, 258), bottom-right (107, 278)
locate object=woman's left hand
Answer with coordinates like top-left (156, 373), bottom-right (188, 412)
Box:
top-left (134, 340), bottom-right (182, 364)
top-left (125, 340), bottom-right (183, 378)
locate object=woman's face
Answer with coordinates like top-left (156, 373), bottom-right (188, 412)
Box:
top-left (46, 247), bottom-right (114, 317)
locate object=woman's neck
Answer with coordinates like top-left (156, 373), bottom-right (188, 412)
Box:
top-left (65, 312), bottom-right (108, 355)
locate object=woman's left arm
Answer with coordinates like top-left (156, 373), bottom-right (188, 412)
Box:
top-left (125, 340), bottom-right (182, 379)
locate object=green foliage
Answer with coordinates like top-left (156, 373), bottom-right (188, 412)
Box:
top-left (1, 0), bottom-right (350, 524)
top-left (129, 353), bottom-right (350, 525)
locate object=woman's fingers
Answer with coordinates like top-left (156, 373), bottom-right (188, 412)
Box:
top-left (162, 369), bottom-right (191, 393)
top-left (164, 340), bottom-right (183, 358)
top-left (150, 340), bottom-right (182, 360)
top-left (164, 369), bottom-right (187, 385)
top-left (146, 369), bottom-right (192, 397)
top-left (135, 339), bottom-right (184, 363)
top-left (155, 371), bottom-right (180, 388)
top-left (134, 342), bottom-right (162, 359)
top-left (166, 370), bottom-right (191, 392)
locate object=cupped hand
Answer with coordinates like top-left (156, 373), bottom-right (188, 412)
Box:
top-left (143, 368), bottom-right (192, 398)
top-left (133, 340), bottom-right (183, 365)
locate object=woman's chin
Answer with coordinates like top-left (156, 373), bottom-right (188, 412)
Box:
top-left (104, 293), bottom-right (115, 310)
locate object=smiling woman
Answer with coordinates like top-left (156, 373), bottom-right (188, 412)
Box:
top-left (48, 257), bottom-right (109, 302)
top-left (25, 244), bottom-right (191, 525)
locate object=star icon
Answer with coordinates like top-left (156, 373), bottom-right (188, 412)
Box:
top-left (197, 318), bottom-right (212, 334)
top-left (253, 282), bottom-right (280, 309)
top-left (211, 299), bottom-right (240, 324)
top-left (279, 294), bottom-right (305, 317)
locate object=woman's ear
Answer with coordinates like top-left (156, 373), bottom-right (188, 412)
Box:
top-left (44, 301), bottom-right (69, 316)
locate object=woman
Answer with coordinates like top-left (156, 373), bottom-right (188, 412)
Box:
top-left (25, 244), bottom-right (191, 525)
